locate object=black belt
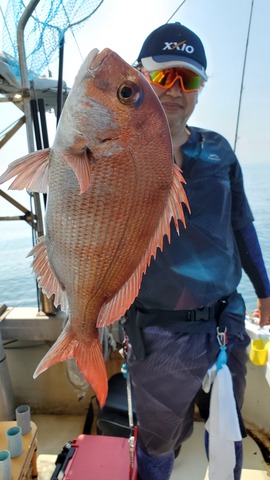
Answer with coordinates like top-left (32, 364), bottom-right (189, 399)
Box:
top-left (134, 291), bottom-right (236, 330)
top-left (136, 305), bottom-right (217, 330)
top-left (123, 294), bottom-right (235, 359)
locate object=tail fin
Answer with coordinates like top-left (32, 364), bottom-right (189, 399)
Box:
top-left (33, 324), bottom-right (108, 407)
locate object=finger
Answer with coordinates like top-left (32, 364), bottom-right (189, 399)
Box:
top-left (252, 309), bottom-right (260, 318)
top-left (259, 317), bottom-right (270, 328)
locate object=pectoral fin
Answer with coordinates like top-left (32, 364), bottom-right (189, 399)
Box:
top-left (65, 147), bottom-right (93, 194)
top-left (0, 148), bottom-right (50, 192)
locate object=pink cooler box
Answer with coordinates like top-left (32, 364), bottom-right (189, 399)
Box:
top-left (63, 434), bottom-right (138, 479)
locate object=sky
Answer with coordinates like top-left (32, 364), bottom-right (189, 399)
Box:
top-left (0, 0), bottom-right (269, 214)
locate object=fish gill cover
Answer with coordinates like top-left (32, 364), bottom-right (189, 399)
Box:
top-left (1, 0), bottom-right (104, 81)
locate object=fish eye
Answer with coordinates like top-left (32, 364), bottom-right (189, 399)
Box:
top-left (117, 80), bottom-right (141, 105)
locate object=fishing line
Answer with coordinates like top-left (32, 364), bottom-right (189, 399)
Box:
top-left (132, 0), bottom-right (189, 66)
top-left (0, 4), bottom-right (14, 50)
top-left (70, 28), bottom-right (84, 61)
top-left (59, 1), bottom-right (84, 62)
top-left (166, 0), bottom-right (189, 23)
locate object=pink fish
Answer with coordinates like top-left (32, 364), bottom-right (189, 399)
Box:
top-left (0, 48), bottom-right (189, 406)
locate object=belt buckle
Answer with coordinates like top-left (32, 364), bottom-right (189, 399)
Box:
top-left (187, 310), bottom-right (196, 321)
top-left (194, 306), bottom-right (211, 321)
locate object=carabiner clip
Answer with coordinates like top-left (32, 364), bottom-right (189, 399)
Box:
top-left (216, 327), bottom-right (228, 371)
top-left (216, 326), bottom-right (228, 346)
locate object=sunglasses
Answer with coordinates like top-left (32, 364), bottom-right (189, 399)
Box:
top-left (144, 68), bottom-right (204, 93)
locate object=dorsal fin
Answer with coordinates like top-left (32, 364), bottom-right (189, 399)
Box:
top-left (96, 163), bottom-right (190, 327)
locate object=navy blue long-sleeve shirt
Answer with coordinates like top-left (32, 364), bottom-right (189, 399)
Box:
top-left (136, 127), bottom-right (270, 310)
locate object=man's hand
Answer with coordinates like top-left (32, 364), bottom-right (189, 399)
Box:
top-left (253, 297), bottom-right (270, 328)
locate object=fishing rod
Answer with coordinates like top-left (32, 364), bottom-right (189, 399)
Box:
top-left (233, 0), bottom-right (255, 153)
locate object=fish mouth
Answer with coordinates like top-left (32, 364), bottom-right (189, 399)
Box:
top-left (90, 48), bottom-right (113, 70)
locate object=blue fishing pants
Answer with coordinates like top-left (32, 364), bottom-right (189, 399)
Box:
top-left (127, 294), bottom-right (250, 479)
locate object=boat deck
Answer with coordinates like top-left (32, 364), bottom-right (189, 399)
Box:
top-left (1, 310), bottom-right (269, 478)
top-left (33, 415), bottom-right (270, 479)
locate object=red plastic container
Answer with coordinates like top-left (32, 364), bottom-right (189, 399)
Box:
top-left (63, 434), bottom-right (138, 479)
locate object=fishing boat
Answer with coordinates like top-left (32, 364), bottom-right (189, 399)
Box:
top-left (0, 0), bottom-right (269, 479)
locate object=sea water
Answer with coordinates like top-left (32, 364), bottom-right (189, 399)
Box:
top-left (0, 163), bottom-right (269, 313)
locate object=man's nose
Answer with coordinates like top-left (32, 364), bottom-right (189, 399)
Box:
top-left (167, 78), bottom-right (183, 95)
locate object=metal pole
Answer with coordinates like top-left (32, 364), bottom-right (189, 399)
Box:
top-left (56, 37), bottom-right (65, 125)
top-left (17, 0), bottom-right (44, 309)
top-left (17, 0), bottom-right (40, 154)
top-left (17, 0), bottom-right (44, 238)
top-left (17, 1), bottom-right (55, 314)
top-left (38, 99), bottom-right (50, 148)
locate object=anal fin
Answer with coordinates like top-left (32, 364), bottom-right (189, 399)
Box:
top-left (28, 236), bottom-right (65, 309)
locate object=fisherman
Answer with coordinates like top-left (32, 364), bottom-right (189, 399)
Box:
top-left (124, 22), bottom-right (270, 480)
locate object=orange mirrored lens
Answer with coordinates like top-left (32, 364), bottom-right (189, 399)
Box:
top-left (145, 68), bottom-right (203, 92)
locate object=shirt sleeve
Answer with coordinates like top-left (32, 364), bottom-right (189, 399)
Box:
top-left (229, 159), bottom-right (254, 230)
top-left (234, 222), bottom-right (270, 298)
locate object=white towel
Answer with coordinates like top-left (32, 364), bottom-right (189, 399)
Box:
top-left (204, 364), bottom-right (242, 480)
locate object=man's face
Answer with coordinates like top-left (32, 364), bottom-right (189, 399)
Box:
top-left (141, 67), bottom-right (199, 128)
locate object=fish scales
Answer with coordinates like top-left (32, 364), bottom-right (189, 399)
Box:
top-left (0, 48), bottom-right (190, 406)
